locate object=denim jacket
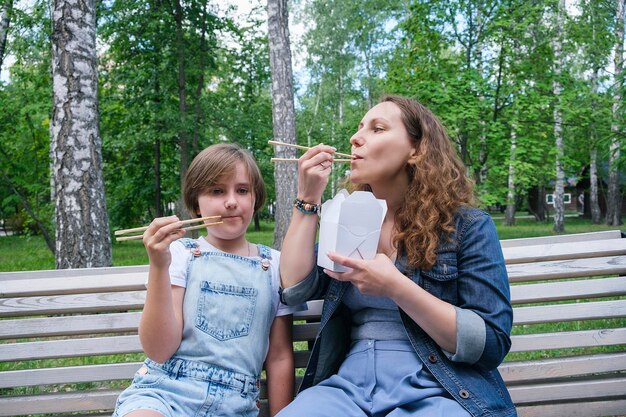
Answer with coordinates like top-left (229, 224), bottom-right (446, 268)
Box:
top-left (280, 207), bottom-right (517, 417)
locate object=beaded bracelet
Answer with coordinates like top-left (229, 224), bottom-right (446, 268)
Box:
top-left (293, 198), bottom-right (321, 215)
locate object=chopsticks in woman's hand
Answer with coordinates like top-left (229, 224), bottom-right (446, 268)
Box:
top-left (268, 140), bottom-right (353, 160)
top-left (270, 158), bottom-right (352, 163)
top-left (114, 216), bottom-right (222, 241)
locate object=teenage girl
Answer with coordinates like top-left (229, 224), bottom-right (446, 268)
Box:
top-left (114, 143), bottom-right (299, 417)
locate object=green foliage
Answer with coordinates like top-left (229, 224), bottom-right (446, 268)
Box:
top-left (0, 0), bottom-right (624, 244)
top-left (0, 0), bottom-right (52, 237)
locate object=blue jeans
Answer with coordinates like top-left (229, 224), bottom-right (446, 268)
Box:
top-left (113, 357), bottom-right (260, 417)
top-left (277, 340), bottom-right (471, 417)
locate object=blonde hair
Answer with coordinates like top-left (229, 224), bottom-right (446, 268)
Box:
top-left (183, 143), bottom-right (266, 217)
top-left (352, 95), bottom-right (475, 270)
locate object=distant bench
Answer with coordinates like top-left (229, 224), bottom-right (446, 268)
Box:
top-left (1, 230), bottom-right (625, 417)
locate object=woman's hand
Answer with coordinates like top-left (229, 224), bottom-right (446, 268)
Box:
top-left (297, 144), bottom-right (337, 203)
top-left (323, 252), bottom-right (406, 298)
top-left (142, 216), bottom-right (186, 269)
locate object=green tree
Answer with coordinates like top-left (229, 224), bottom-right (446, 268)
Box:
top-left (0, 0), bottom-right (53, 248)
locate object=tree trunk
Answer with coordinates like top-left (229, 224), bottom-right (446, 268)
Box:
top-left (529, 186), bottom-right (546, 222)
top-left (0, 0), bottom-right (13, 78)
top-left (607, 0), bottom-right (624, 226)
top-left (267, 0), bottom-right (297, 250)
top-left (50, 0), bottom-right (112, 268)
top-left (552, 0), bottom-right (565, 233)
top-left (505, 121), bottom-right (517, 226)
top-left (174, 0), bottom-right (190, 220)
top-left (590, 65), bottom-right (602, 224)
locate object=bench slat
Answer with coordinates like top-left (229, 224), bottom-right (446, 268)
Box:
top-left (500, 230), bottom-right (623, 248)
top-left (0, 291), bottom-right (146, 317)
top-left (499, 352), bottom-right (626, 383)
top-left (0, 335), bottom-right (314, 365)
top-left (509, 327), bottom-right (626, 352)
top-left (0, 273), bottom-right (146, 297)
top-left (5, 351), bottom-right (624, 391)
top-left (4, 326), bottom-right (623, 362)
top-left (0, 335), bottom-right (142, 362)
top-left (516, 399), bottom-right (626, 417)
top-left (294, 350), bottom-right (312, 368)
top-left (0, 312), bottom-right (142, 340)
top-left (510, 276), bottom-right (626, 304)
top-left (291, 322), bottom-right (319, 341)
top-left (508, 376), bottom-right (626, 404)
top-left (512, 299), bottom-right (626, 325)
top-left (506, 255), bottom-right (626, 282)
top-left (0, 389), bottom-right (121, 416)
top-left (0, 265), bottom-right (148, 281)
top-left (0, 312), bottom-right (320, 342)
top-left (0, 362), bottom-right (143, 388)
top-left (502, 239), bottom-right (626, 264)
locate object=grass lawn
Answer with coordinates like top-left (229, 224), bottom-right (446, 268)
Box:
top-left (0, 220), bottom-right (276, 272)
top-left (490, 214), bottom-right (623, 239)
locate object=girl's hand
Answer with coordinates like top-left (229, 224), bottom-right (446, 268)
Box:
top-left (297, 144), bottom-right (337, 203)
top-left (142, 216), bottom-right (186, 269)
top-left (323, 252), bottom-right (406, 298)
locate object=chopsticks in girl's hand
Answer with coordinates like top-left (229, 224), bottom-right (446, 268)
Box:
top-left (114, 216), bottom-right (223, 241)
top-left (268, 140), bottom-right (353, 159)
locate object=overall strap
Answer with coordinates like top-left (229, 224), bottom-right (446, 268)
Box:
top-left (177, 237), bottom-right (199, 249)
top-left (257, 244), bottom-right (272, 259)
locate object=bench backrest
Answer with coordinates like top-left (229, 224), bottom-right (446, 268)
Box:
top-left (1, 232), bottom-right (625, 417)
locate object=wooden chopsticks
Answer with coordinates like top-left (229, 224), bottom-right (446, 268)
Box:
top-left (115, 216), bottom-right (222, 241)
top-left (270, 158), bottom-right (352, 163)
top-left (268, 140), bottom-right (353, 160)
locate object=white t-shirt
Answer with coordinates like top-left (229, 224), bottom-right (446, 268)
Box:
top-left (168, 237), bottom-right (302, 317)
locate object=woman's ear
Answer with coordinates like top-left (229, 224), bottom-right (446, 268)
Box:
top-left (407, 146), bottom-right (418, 165)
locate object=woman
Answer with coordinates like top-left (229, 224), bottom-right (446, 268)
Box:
top-left (278, 95), bottom-right (516, 417)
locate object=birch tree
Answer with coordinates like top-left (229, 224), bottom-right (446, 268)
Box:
top-left (50, 0), bottom-right (112, 268)
top-left (0, 0), bottom-right (12, 78)
top-left (505, 116), bottom-right (517, 226)
top-left (267, 0), bottom-right (297, 249)
top-left (607, 0), bottom-right (625, 226)
top-left (552, 0), bottom-right (566, 233)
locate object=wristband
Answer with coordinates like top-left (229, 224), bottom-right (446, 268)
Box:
top-left (294, 198), bottom-right (321, 215)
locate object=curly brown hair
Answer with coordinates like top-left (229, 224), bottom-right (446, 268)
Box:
top-left (351, 95), bottom-right (475, 271)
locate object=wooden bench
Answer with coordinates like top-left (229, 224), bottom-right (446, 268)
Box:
top-left (1, 230), bottom-right (625, 417)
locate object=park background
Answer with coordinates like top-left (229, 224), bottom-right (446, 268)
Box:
top-left (0, 0), bottom-right (625, 270)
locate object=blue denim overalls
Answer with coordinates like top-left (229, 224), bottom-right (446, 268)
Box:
top-left (114, 239), bottom-right (274, 417)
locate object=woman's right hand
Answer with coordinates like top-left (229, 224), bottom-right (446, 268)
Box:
top-left (297, 144), bottom-right (337, 203)
top-left (142, 216), bottom-right (186, 269)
